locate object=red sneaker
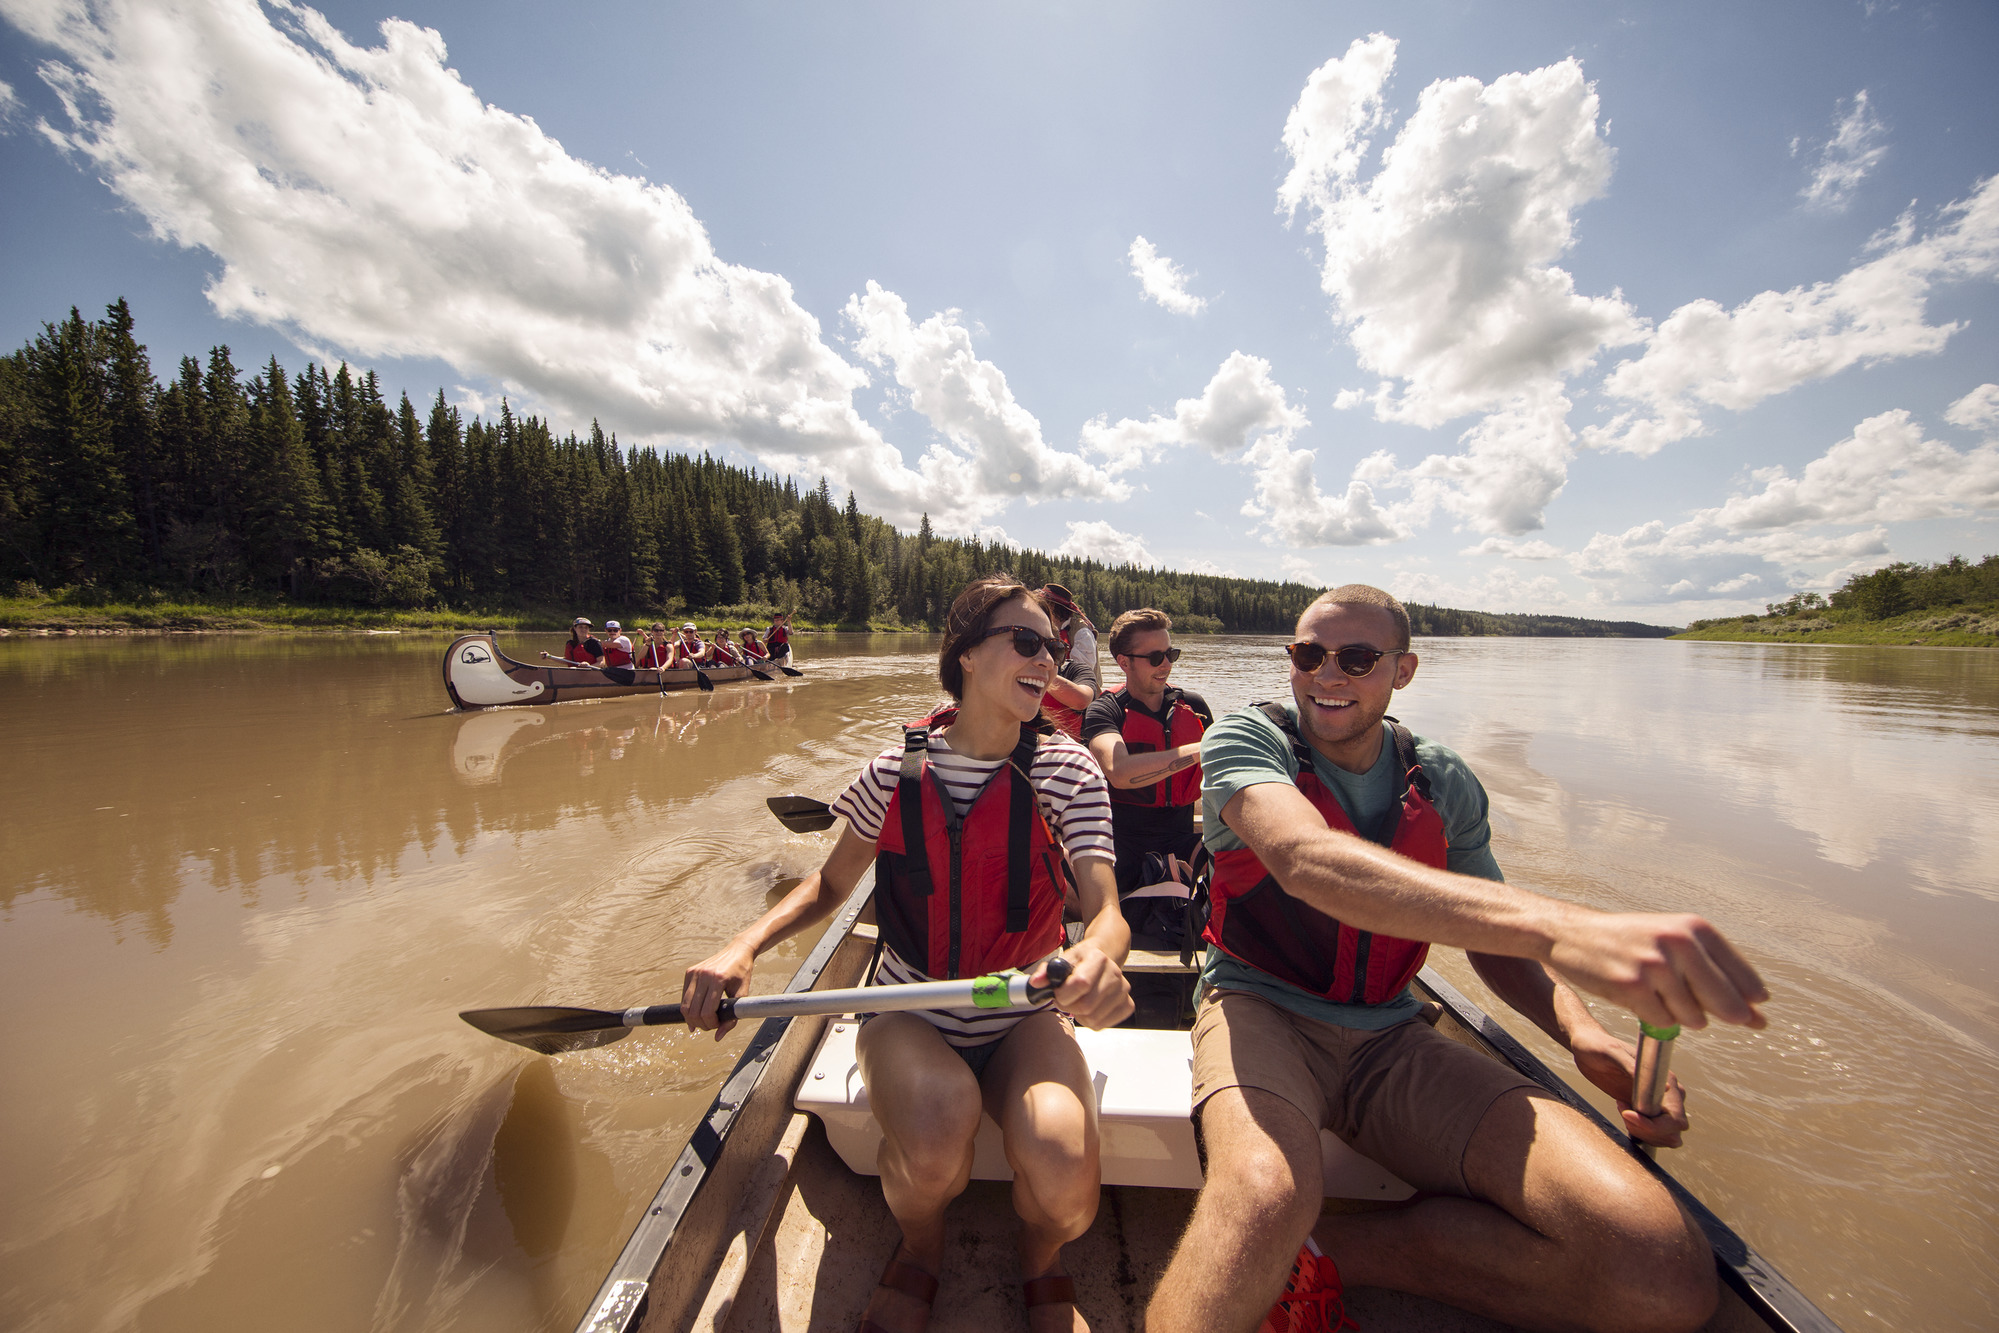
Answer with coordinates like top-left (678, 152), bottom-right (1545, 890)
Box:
top-left (1257, 1238), bottom-right (1357, 1333)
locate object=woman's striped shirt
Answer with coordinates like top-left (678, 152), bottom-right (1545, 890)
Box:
top-left (831, 726), bottom-right (1113, 1049)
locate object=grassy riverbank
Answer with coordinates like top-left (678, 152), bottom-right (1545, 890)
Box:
top-left (1671, 604), bottom-right (1999, 647)
top-left (0, 592), bottom-right (869, 635)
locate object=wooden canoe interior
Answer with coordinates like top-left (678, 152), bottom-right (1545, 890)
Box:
top-left (622, 914), bottom-right (1775, 1333)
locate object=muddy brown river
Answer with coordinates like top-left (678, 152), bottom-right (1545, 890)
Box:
top-left (2, 633), bottom-right (1994, 1331)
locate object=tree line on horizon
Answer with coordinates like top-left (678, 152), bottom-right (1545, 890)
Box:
top-left (1, 299), bottom-right (1683, 636)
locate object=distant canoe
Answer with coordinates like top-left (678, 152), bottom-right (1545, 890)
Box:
top-left (441, 632), bottom-right (765, 709)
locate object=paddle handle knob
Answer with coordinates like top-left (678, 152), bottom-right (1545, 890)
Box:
top-left (1026, 955), bottom-right (1074, 1002)
top-left (1632, 1020), bottom-right (1680, 1117)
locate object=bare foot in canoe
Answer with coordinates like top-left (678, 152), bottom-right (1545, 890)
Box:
top-left (857, 1245), bottom-right (937, 1333)
top-left (1024, 1266), bottom-right (1088, 1332)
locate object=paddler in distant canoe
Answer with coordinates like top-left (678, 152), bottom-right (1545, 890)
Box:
top-left (636, 623), bottom-right (676, 670)
top-left (539, 617), bottom-right (602, 667)
top-left (683, 573), bottom-right (1132, 1333)
top-left (1036, 583), bottom-right (1098, 742)
top-left (763, 610), bottom-right (793, 666)
top-left (736, 627), bottom-right (769, 662)
top-left (1146, 584), bottom-right (1771, 1333)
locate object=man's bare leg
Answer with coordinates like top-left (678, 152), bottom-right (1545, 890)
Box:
top-left (1317, 1088), bottom-right (1717, 1333)
top-left (1145, 1087), bottom-right (1323, 1333)
top-left (983, 1012), bottom-right (1103, 1333)
top-left (856, 1014), bottom-right (984, 1333)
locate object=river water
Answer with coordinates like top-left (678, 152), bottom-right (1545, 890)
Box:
top-left (1, 633), bottom-right (1994, 1332)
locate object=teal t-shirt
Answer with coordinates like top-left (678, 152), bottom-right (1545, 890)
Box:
top-left (1198, 701), bottom-right (1503, 1030)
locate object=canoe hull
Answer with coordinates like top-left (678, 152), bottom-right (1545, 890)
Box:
top-left (440, 632), bottom-right (755, 709)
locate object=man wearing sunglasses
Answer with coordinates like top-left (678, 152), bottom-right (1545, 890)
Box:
top-left (1082, 608), bottom-right (1213, 941)
top-left (1147, 584), bottom-right (1769, 1333)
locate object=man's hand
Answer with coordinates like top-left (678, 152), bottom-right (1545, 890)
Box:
top-left (1033, 940), bottom-right (1132, 1030)
top-left (1546, 910), bottom-right (1768, 1031)
top-left (1570, 1027), bottom-right (1689, 1149)
top-left (681, 939), bottom-right (757, 1040)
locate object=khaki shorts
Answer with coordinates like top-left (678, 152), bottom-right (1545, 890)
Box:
top-left (1190, 988), bottom-right (1538, 1197)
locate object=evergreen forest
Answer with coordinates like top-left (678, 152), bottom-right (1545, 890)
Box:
top-left (2, 300), bottom-right (1678, 636)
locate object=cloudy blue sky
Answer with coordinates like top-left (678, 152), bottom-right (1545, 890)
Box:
top-left (3, 1), bottom-right (1996, 620)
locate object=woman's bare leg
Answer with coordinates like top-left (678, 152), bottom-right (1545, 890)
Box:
top-left (855, 1014), bottom-right (984, 1332)
top-left (984, 1010), bottom-right (1100, 1332)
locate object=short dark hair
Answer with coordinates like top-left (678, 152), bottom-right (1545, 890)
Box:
top-left (1107, 607), bottom-right (1172, 657)
top-left (1303, 584), bottom-right (1411, 651)
top-left (939, 573), bottom-right (1051, 700)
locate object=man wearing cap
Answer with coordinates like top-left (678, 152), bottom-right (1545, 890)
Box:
top-left (542, 618), bottom-right (603, 667)
top-left (763, 611), bottom-right (793, 666)
top-left (600, 621), bottom-right (636, 683)
top-left (1037, 583), bottom-right (1099, 741)
top-left (673, 622), bottom-right (710, 667)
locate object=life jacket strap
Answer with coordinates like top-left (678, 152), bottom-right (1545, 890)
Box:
top-left (1006, 724), bottom-right (1037, 933)
top-left (898, 725), bottom-right (933, 897)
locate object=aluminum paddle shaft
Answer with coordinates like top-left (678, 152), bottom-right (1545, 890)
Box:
top-left (1632, 1019), bottom-right (1680, 1156)
top-left (461, 957), bottom-right (1073, 1055)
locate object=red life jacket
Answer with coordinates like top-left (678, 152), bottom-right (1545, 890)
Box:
top-left (766, 623), bottom-right (790, 652)
top-left (602, 640), bottom-right (634, 668)
top-left (562, 639), bottom-right (595, 664)
top-left (1203, 702), bottom-right (1446, 1006)
top-left (638, 643), bottom-right (673, 669)
top-left (1040, 619), bottom-right (1091, 740)
top-left (1108, 686), bottom-right (1205, 810)
top-left (874, 708), bottom-right (1070, 978)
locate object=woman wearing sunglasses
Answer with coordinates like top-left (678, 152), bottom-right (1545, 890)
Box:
top-left (1035, 583), bottom-right (1100, 741)
top-left (679, 573), bottom-right (1133, 1333)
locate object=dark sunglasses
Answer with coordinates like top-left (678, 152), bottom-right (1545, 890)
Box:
top-left (977, 624), bottom-right (1069, 665)
top-left (1285, 641), bottom-right (1407, 678)
top-left (1120, 647), bottom-right (1182, 666)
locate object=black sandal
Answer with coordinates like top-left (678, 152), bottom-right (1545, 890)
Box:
top-left (857, 1254), bottom-right (939, 1333)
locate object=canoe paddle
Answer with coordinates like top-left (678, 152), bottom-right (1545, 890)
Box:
top-left (1631, 1019), bottom-right (1680, 1158)
top-left (461, 958), bottom-right (1073, 1055)
top-left (767, 794), bottom-right (837, 833)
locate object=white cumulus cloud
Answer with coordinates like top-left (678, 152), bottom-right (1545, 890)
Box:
top-left (1284, 39), bottom-right (1642, 428)
top-left (6, 0), bottom-right (1123, 531)
top-left (845, 281), bottom-right (1127, 518)
top-left (1127, 236), bottom-right (1206, 316)
top-left (1054, 520), bottom-right (1153, 567)
top-left (1713, 409), bottom-right (1999, 529)
top-left (1272, 37), bottom-right (1643, 541)
top-left (1945, 383), bottom-right (1999, 434)
top-left (1461, 537), bottom-right (1563, 560)
top-left (1802, 90), bottom-right (1888, 212)
top-left (1568, 519), bottom-right (1889, 608)
top-left (1585, 175), bottom-right (1999, 455)
top-left (1080, 351), bottom-right (1304, 474)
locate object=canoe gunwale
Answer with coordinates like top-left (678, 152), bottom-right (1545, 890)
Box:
top-left (1415, 967), bottom-right (1839, 1333)
top-left (571, 877), bottom-right (876, 1333)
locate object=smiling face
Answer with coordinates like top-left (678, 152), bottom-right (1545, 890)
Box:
top-left (958, 593), bottom-right (1061, 726)
top-left (1116, 627), bottom-right (1176, 699)
top-left (1289, 602), bottom-right (1418, 772)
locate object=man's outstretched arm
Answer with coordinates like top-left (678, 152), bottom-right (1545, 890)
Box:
top-left (1222, 780), bottom-right (1769, 1031)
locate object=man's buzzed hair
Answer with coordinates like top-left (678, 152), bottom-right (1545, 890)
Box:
top-left (1303, 584), bottom-right (1410, 651)
top-left (1107, 607), bottom-right (1173, 657)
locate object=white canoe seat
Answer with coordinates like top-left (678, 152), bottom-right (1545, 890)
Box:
top-left (794, 1019), bottom-right (1414, 1200)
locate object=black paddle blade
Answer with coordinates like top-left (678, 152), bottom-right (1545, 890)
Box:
top-left (748, 668), bottom-right (774, 680)
top-left (780, 666), bottom-right (804, 677)
top-left (459, 1006), bottom-right (633, 1056)
top-left (766, 794), bottom-right (837, 832)
top-left (696, 670), bottom-right (715, 693)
